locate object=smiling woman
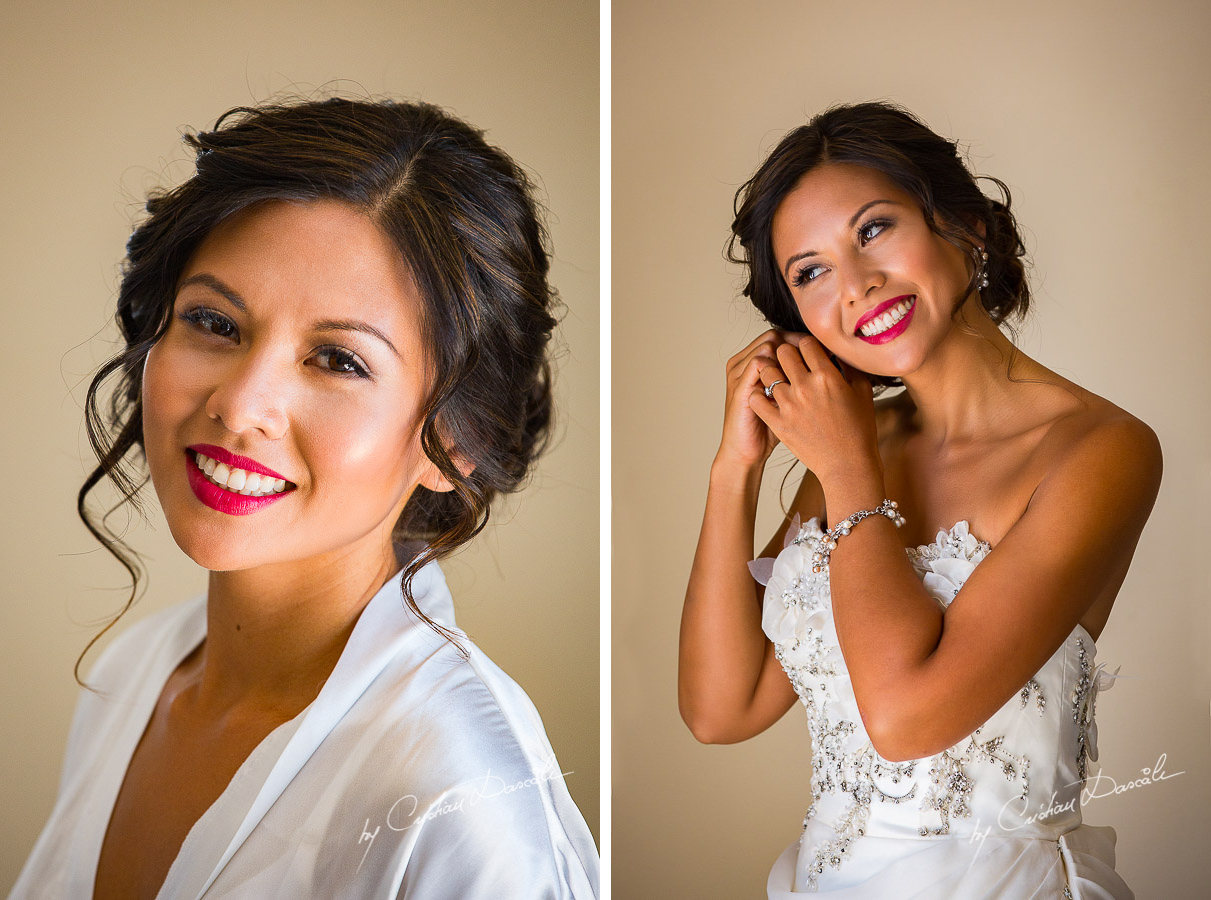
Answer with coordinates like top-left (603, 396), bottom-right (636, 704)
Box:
top-left (679, 101), bottom-right (1155, 897)
top-left (11, 98), bottom-right (598, 899)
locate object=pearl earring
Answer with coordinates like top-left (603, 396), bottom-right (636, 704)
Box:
top-left (978, 248), bottom-right (990, 291)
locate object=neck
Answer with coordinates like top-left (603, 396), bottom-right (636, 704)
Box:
top-left (185, 532), bottom-right (404, 718)
top-left (896, 293), bottom-right (1039, 445)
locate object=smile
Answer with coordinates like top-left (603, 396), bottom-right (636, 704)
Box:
top-left (184, 448), bottom-right (296, 516)
top-left (856, 296), bottom-right (915, 344)
top-left (194, 450), bottom-right (290, 495)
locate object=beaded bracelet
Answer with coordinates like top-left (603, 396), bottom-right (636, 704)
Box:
top-left (810, 499), bottom-right (906, 573)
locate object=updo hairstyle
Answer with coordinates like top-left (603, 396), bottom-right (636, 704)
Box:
top-left (77, 96), bottom-right (559, 684)
top-left (727, 100), bottom-right (1030, 390)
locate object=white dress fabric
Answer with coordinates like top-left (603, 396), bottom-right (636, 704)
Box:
top-left (10, 552), bottom-right (599, 899)
top-left (750, 516), bottom-right (1131, 899)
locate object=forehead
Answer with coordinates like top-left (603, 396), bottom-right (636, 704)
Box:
top-left (178, 198), bottom-right (422, 334)
top-left (771, 162), bottom-right (915, 255)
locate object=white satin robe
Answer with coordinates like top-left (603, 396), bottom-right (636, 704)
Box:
top-left (10, 556), bottom-right (598, 899)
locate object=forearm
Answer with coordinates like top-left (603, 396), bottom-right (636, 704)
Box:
top-left (823, 474), bottom-right (944, 751)
top-left (678, 457), bottom-right (770, 736)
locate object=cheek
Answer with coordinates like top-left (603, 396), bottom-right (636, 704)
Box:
top-left (141, 343), bottom-right (195, 449)
top-left (794, 300), bottom-right (842, 346)
top-left (919, 238), bottom-right (969, 290)
top-left (299, 391), bottom-right (425, 497)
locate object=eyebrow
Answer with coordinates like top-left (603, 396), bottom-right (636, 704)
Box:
top-left (781, 199), bottom-right (899, 280)
top-left (177, 272), bottom-right (401, 358)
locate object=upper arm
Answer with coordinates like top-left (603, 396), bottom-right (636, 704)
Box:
top-left (883, 415), bottom-right (1162, 760)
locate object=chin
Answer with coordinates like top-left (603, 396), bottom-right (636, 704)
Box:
top-left (854, 344), bottom-right (928, 380)
top-left (155, 499), bottom-right (285, 572)
top-left (166, 524), bottom-right (271, 573)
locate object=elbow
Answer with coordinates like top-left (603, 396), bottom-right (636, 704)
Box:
top-left (862, 704), bottom-right (918, 763)
top-left (865, 702), bottom-right (957, 763)
top-left (679, 703), bottom-right (720, 744)
top-left (686, 720), bottom-right (723, 745)
top-left (679, 698), bottom-right (741, 745)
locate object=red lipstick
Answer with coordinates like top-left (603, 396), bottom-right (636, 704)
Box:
top-left (855, 295), bottom-right (916, 345)
top-left (188, 444), bottom-right (290, 481)
top-left (184, 448), bottom-right (294, 516)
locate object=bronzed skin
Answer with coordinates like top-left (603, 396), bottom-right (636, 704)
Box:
top-left (679, 163), bottom-right (1161, 760)
top-left (94, 199), bottom-right (458, 899)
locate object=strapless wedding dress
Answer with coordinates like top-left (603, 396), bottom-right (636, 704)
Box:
top-left (750, 517), bottom-right (1132, 899)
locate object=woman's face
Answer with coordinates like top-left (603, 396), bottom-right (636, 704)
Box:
top-left (770, 162), bottom-right (977, 377)
top-left (142, 198), bottom-right (444, 573)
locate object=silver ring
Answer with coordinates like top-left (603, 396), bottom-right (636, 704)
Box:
top-left (764, 380), bottom-right (785, 399)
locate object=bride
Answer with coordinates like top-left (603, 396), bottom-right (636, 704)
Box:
top-left (678, 101), bottom-right (1156, 898)
top-left (12, 96), bottom-right (598, 899)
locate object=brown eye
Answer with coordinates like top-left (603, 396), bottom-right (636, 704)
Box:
top-left (179, 308), bottom-right (237, 339)
top-left (858, 219), bottom-right (889, 244)
top-left (312, 346), bottom-right (370, 379)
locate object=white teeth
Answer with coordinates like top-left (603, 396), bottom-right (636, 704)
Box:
top-left (860, 298), bottom-right (914, 337)
top-left (193, 452), bottom-right (290, 495)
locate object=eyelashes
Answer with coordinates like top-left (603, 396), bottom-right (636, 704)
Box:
top-left (181, 307), bottom-right (236, 338)
top-left (791, 263), bottom-right (824, 289)
top-left (790, 218), bottom-right (891, 288)
top-left (176, 307), bottom-right (372, 379)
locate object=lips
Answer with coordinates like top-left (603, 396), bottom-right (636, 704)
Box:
top-left (187, 443), bottom-right (290, 481)
top-left (854, 295), bottom-right (915, 334)
top-left (185, 451), bottom-right (292, 515)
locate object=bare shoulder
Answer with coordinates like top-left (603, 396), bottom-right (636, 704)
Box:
top-left (1031, 387), bottom-right (1163, 516)
top-left (1037, 390), bottom-right (1162, 477)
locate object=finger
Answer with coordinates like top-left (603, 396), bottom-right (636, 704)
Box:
top-left (749, 387), bottom-right (781, 425)
top-left (851, 365), bottom-right (875, 404)
top-left (757, 362), bottom-right (787, 388)
top-left (837, 359), bottom-right (875, 402)
top-left (729, 348), bottom-right (773, 393)
top-left (740, 353), bottom-right (779, 394)
top-left (729, 338), bottom-right (780, 380)
top-left (794, 335), bottom-right (839, 377)
top-left (774, 340), bottom-right (812, 382)
top-left (730, 329), bottom-right (784, 367)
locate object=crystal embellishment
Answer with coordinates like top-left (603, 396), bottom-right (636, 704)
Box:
top-left (752, 517), bottom-right (1095, 891)
top-left (1071, 637), bottom-right (1121, 784)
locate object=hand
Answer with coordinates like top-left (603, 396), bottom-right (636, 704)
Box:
top-left (749, 335), bottom-right (882, 490)
top-left (716, 329), bottom-right (808, 472)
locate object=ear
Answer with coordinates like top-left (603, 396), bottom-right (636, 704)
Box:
top-left (417, 450), bottom-right (475, 494)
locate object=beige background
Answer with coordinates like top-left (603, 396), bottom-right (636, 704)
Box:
top-left (614, 1), bottom-right (1209, 897)
top-left (0, 0), bottom-right (598, 889)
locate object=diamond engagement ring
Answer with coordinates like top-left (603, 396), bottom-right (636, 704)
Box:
top-left (764, 380), bottom-right (785, 399)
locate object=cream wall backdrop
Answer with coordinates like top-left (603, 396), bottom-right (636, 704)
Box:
top-left (0, 0), bottom-right (598, 888)
top-left (614, 0), bottom-right (1209, 897)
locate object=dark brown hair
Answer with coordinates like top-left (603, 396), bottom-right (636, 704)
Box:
top-left (77, 96), bottom-right (559, 686)
top-left (728, 100), bottom-right (1030, 389)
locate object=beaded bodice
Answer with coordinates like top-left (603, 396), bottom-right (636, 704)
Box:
top-left (751, 517), bottom-right (1121, 892)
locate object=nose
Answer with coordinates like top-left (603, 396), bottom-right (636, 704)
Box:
top-left (840, 254), bottom-right (885, 306)
top-left (204, 349), bottom-right (290, 440)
